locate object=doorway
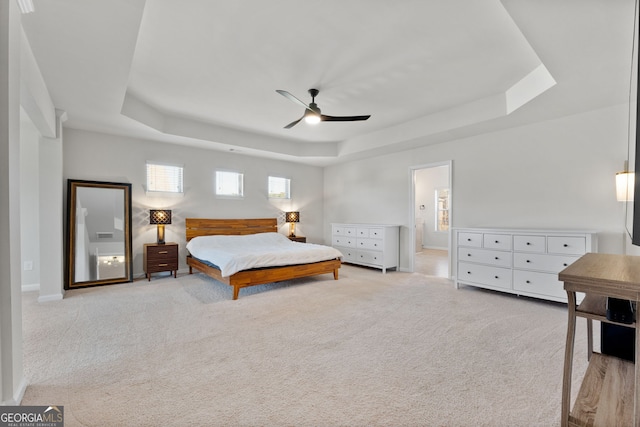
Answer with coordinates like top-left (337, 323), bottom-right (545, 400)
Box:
top-left (409, 161), bottom-right (452, 277)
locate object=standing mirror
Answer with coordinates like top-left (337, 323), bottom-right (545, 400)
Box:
top-left (65, 179), bottom-right (133, 289)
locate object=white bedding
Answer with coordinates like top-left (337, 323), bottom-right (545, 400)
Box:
top-left (186, 232), bottom-right (343, 277)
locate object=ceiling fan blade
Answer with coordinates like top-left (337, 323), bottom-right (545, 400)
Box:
top-left (276, 90), bottom-right (313, 112)
top-left (321, 114), bottom-right (371, 122)
top-left (284, 116), bottom-right (304, 129)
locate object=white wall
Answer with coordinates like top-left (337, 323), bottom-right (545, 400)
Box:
top-left (325, 104), bottom-right (628, 271)
top-left (63, 129), bottom-right (325, 279)
top-left (0, 0), bottom-right (25, 405)
top-left (19, 110), bottom-right (40, 289)
top-left (38, 119), bottom-right (64, 302)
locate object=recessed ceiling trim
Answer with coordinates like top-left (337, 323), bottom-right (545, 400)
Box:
top-left (121, 91), bottom-right (340, 158)
top-left (339, 93), bottom-right (509, 157)
top-left (17, 0), bottom-right (34, 14)
top-left (506, 63), bottom-right (556, 114)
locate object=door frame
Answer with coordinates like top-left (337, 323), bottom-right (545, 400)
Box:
top-left (408, 160), bottom-right (453, 276)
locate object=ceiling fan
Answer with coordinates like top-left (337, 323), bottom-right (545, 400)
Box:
top-left (276, 88), bottom-right (371, 129)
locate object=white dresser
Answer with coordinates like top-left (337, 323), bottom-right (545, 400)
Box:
top-left (331, 223), bottom-right (400, 273)
top-left (453, 228), bottom-right (597, 303)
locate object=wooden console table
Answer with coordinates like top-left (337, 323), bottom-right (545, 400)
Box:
top-left (560, 253), bottom-right (640, 427)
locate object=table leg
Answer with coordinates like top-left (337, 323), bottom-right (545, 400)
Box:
top-left (635, 311), bottom-right (640, 427)
top-left (587, 318), bottom-right (593, 361)
top-left (561, 290), bottom-right (577, 427)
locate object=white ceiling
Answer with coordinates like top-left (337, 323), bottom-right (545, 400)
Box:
top-left (20, 0), bottom-right (636, 166)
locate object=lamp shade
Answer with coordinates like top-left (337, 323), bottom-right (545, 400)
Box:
top-left (150, 209), bottom-right (172, 225)
top-left (285, 211), bottom-right (300, 223)
top-left (616, 171), bottom-right (635, 202)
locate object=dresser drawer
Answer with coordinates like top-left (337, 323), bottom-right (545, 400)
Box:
top-left (483, 234), bottom-right (512, 250)
top-left (458, 262), bottom-right (512, 290)
top-left (356, 228), bottom-right (370, 237)
top-left (357, 237), bottom-right (383, 251)
top-left (146, 244), bottom-right (178, 260)
top-left (332, 226), bottom-right (356, 237)
top-left (146, 259), bottom-right (178, 273)
top-left (513, 253), bottom-right (580, 273)
top-left (368, 227), bottom-right (384, 238)
top-left (547, 236), bottom-right (586, 255)
top-left (458, 232), bottom-right (482, 247)
top-left (344, 227), bottom-right (356, 236)
top-left (513, 270), bottom-right (565, 300)
top-left (356, 249), bottom-right (382, 266)
top-left (458, 247), bottom-right (511, 268)
top-left (339, 248), bottom-right (357, 263)
top-left (513, 235), bottom-right (546, 253)
top-left (332, 236), bottom-right (356, 248)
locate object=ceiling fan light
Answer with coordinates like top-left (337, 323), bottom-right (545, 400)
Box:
top-left (305, 114), bottom-right (320, 125)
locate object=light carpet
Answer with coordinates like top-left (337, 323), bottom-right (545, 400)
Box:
top-left (21, 265), bottom-right (591, 426)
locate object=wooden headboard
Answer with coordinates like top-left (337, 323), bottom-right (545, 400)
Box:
top-left (185, 218), bottom-right (278, 241)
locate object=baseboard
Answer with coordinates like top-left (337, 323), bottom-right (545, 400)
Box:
top-left (421, 245), bottom-right (448, 251)
top-left (1, 377), bottom-right (28, 406)
top-left (21, 283), bottom-right (40, 292)
top-left (38, 293), bottom-right (63, 303)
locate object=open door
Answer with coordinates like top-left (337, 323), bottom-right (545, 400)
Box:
top-left (410, 161), bottom-right (452, 277)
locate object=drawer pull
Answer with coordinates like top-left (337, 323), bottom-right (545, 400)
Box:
top-left (494, 257), bottom-right (499, 260)
top-left (526, 242), bottom-right (531, 245)
top-left (526, 280), bottom-right (531, 284)
top-left (467, 238), bottom-right (471, 241)
top-left (495, 240), bottom-right (499, 243)
top-left (563, 263), bottom-right (568, 266)
top-left (563, 244), bottom-right (568, 247)
top-left (467, 254), bottom-right (471, 257)
top-left (526, 260), bottom-right (531, 263)
top-left (158, 263), bottom-right (168, 267)
top-left (467, 271), bottom-right (471, 274)
top-left (158, 251), bottom-right (168, 254)
top-left (494, 275), bottom-right (499, 279)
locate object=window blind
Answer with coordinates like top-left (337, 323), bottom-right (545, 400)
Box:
top-left (146, 162), bottom-right (183, 193)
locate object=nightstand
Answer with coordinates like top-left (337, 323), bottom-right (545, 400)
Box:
top-left (288, 236), bottom-right (306, 243)
top-left (143, 243), bottom-right (178, 281)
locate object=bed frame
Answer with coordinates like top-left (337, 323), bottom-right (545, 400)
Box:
top-left (185, 218), bottom-right (341, 300)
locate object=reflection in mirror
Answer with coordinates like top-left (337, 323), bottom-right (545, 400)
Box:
top-left (66, 180), bottom-right (132, 289)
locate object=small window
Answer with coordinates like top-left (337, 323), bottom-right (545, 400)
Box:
top-left (268, 176), bottom-right (291, 199)
top-left (146, 162), bottom-right (183, 193)
top-left (216, 170), bottom-right (244, 197)
top-left (435, 188), bottom-right (449, 232)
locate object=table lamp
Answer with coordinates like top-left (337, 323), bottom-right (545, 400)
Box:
top-left (285, 211), bottom-right (300, 237)
top-left (150, 209), bottom-right (171, 244)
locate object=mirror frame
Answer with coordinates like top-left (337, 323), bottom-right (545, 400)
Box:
top-left (65, 179), bottom-right (133, 289)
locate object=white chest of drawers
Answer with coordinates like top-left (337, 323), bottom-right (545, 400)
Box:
top-left (453, 228), bottom-right (597, 303)
top-left (331, 223), bottom-right (400, 273)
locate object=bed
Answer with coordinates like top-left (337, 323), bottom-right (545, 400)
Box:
top-left (185, 218), bottom-right (342, 299)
